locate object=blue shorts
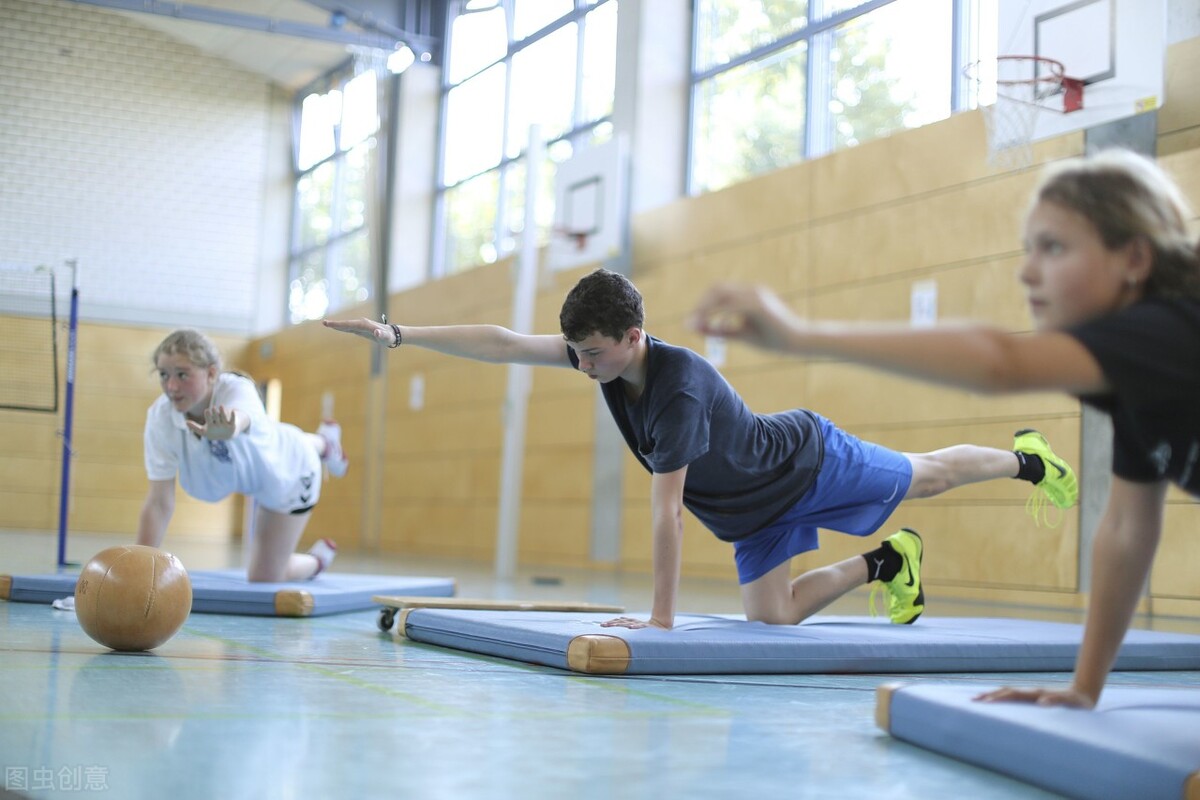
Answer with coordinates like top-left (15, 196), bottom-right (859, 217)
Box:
top-left (732, 414), bottom-right (912, 585)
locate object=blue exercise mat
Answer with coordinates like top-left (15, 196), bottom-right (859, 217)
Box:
top-left (1, 569), bottom-right (456, 617)
top-left (877, 682), bottom-right (1200, 800)
top-left (399, 610), bottom-right (1200, 675)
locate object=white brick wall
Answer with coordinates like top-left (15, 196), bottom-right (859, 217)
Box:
top-left (0, 0), bottom-right (288, 333)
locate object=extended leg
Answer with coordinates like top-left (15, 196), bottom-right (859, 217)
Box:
top-left (904, 445), bottom-right (1019, 498)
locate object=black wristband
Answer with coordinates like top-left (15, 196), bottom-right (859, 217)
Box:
top-left (381, 314), bottom-right (402, 348)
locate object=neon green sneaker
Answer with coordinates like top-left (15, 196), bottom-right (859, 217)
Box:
top-left (868, 528), bottom-right (924, 625)
top-left (1014, 429), bottom-right (1078, 527)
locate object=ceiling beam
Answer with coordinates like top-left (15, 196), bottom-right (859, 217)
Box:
top-left (65, 0), bottom-right (438, 57)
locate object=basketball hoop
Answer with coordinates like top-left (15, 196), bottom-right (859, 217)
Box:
top-left (551, 226), bottom-right (590, 253)
top-left (964, 55), bottom-right (1084, 170)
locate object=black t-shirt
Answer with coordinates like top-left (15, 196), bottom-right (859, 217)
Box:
top-left (568, 335), bottom-right (823, 541)
top-left (1069, 297), bottom-right (1200, 496)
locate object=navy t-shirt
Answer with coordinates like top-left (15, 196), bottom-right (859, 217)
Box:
top-left (568, 335), bottom-right (823, 541)
top-left (1069, 297), bottom-right (1200, 497)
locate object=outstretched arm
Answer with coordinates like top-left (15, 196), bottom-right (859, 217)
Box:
top-left (601, 466), bottom-right (688, 631)
top-left (322, 318), bottom-right (572, 368)
top-left (689, 283), bottom-right (1109, 396)
top-left (977, 477), bottom-right (1166, 708)
top-left (137, 479), bottom-right (176, 548)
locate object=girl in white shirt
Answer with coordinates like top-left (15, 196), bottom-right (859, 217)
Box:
top-left (138, 329), bottom-right (347, 581)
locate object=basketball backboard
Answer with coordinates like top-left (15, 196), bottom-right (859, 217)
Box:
top-left (547, 134), bottom-right (628, 271)
top-left (987, 0), bottom-right (1166, 143)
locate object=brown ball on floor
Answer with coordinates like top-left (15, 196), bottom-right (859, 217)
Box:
top-left (75, 545), bottom-right (192, 652)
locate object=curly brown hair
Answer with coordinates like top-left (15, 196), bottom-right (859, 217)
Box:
top-left (559, 269), bottom-right (645, 342)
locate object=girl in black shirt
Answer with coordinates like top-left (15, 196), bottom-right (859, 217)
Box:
top-left (691, 149), bottom-right (1200, 709)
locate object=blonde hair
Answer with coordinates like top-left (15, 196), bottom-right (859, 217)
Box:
top-left (1032, 150), bottom-right (1200, 299)
top-left (152, 329), bottom-right (223, 372)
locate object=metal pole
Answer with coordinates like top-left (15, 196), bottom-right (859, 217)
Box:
top-left (494, 125), bottom-right (544, 580)
top-left (56, 259), bottom-right (79, 569)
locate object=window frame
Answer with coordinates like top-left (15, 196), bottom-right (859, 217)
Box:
top-left (688, 0), bottom-right (982, 195)
top-left (287, 63), bottom-right (380, 324)
top-left (433, 0), bottom-right (617, 278)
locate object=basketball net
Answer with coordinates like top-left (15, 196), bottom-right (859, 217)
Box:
top-left (967, 56), bottom-right (1074, 170)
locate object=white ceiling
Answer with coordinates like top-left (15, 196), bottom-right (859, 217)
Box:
top-left (110, 0), bottom-right (375, 91)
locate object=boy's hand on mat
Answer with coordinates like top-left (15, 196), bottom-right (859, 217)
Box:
top-left (973, 685), bottom-right (1096, 709)
top-left (688, 283), bottom-right (801, 353)
top-left (600, 616), bottom-right (671, 630)
top-left (322, 318), bottom-right (396, 347)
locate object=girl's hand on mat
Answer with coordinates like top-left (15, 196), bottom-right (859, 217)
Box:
top-left (187, 405), bottom-right (238, 440)
top-left (322, 317), bottom-right (396, 346)
top-left (600, 616), bottom-right (670, 630)
top-left (688, 283), bottom-right (801, 353)
top-left (973, 685), bottom-right (1096, 709)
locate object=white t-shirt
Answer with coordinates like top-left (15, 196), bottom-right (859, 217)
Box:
top-left (144, 373), bottom-right (322, 513)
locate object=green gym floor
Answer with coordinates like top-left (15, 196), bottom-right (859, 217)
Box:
top-left (2, 529), bottom-right (1199, 800)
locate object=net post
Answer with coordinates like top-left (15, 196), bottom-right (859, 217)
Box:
top-left (56, 258), bottom-right (79, 569)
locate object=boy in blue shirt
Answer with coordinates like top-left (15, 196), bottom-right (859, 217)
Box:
top-left (326, 269), bottom-right (1074, 629)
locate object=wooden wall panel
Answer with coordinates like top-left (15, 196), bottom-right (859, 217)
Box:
top-left (384, 402), bottom-right (500, 454)
top-left (1160, 38), bottom-right (1200, 139)
top-left (378, 500), bottom-right (496, 559)
top-left (214, 36), bottom-right (1200, 612)
top-left (524, 395), bottom-right (595, 448)
top-left (811, 112), bottom-right (990, 217)
top-left (521, 448), bottom-right (592, 500)
top-left (786, 499), bottom-right (1079, 593)
top-left (518, 502), bottom-right (592, 564)
top-left (386, 451), bottom-right (501, 502)
top-left (243, 306), bottom-right (371, 549)
top-left (0, 319), bottom-right (248, 541)
top-left (646, 233), bottom-right (809, 324)
top-left (618, 505), bottom-right (739, 580)
top-left (632, 160), bottom-right (811, 266)
top-left (812, 256), bottom-right (1030, 327)
top-left (1152, 502), bottom-right (1200, 600)
top-left (808, 174), bottom-right (1037, 290)
top-left (1159, 128), bottom-right (1200, 158)
top-left (803, 363), bottom-right (1074, 428)
top-left (0, 491), bottom-right (57, 529)
top-left (719, 363), bottom-right (811, 416)
top-left (1161, 147), bottom-right (1200, 210)
top-left (260, 260), bottom-right (611, 562)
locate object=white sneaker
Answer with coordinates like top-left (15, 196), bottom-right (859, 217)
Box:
top-left (307, 538), bottom-right (337, 577)
top-left (317, 420), bottom-right (348, 478)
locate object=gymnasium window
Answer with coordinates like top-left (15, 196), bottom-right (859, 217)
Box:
top-left (288, 67), bottom-right (379, 323)
top-left (436, 0), bottom-right (618, 276)
top-left (691, 0), bottom-right (978, 194)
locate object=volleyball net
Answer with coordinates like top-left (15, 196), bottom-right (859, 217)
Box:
top-left (0, 260), bottom-right (80, 567)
